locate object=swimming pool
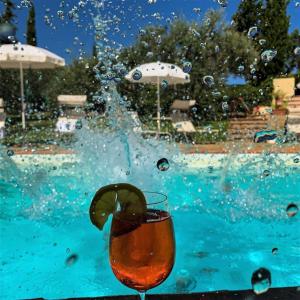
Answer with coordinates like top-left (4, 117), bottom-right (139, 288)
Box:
top-left (1, 153), bottom-right (300, 299)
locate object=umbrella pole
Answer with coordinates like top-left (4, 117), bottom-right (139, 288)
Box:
top-left (20, 62), bottom-right (26, 129)
top-left (157, 76), bottom-right (161, 135)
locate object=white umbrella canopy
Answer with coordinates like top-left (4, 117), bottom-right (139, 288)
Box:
top-left (125, 62), bottom-right (190, 85)
top-left (125, 62), bottom-right (190, 133)
top-left (0, 44), bottom-right (65, 68)
top-left (0, 43), bottom-right (65, 129)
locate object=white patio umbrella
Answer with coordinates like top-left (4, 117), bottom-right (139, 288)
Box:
top-left (125, 62), bottom-right (190, 133)
top-left (0, 43), bottom-right (65, 129)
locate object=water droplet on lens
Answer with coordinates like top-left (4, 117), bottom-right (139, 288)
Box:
top-left (259, 39), bottom-right (266, 46)
top-left (65, 254), bottom-right (78, 266)
top-left (294, 47), bottom-right (300, 56)
top-left (222, 102), bottom-right (229, 111)
top-left (193, 8), bottom-right (201, 15)
top-left (7, 149), bottom-right (14, 157)
top-left (75, 120), bottom-right (82, 130)
top-left (251, 268), bottom-right (271, 295)
top-left (183, 61), bottom-right (192, 73)
top-left (161, 79), bottom-right (168, 89)
top-left (146, 51), bottom-right (154, 58)
top-left (271, 248), bottom-right (278, 255)
top-left (175, 269), bottom-right (197, 292)
top-left (261, 50), bottom-right (277, 63)
top-left (217, 0), bottom-right (228, 8)
top-left (286, 203), bottom-right (298, 217)
top-left (139, 29), bottom-right (146, 36)
top-left (248, 26), bottom-right (258, 39)
top-left (202, 75), bottom-right (214, 87)
top-left (132, 69), bottom-right (142, 81)
top-left (157, 158), bottom-right (169, 171)
top-left (293, 157), bottom-right (299, 163)
top-left (238, 65), bottom-right (245, 72)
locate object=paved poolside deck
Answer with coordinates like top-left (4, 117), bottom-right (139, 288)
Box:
top-left (9, 142), bottom-right (300, 155)
top-left (178, 142), bottom-right (300, 154)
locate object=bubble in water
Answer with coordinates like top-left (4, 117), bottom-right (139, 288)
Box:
top-left (157, 158), bottom-right (170, 171)
top-left (248, 26), bottom-right (258, 39)
top-left (65, 254), bottom-right (78, 266)
top-left (263, 170), bottom-right (270, 177)
top-left (271, 248), bottom-right (278, 255)
top-left (202, 75), bottom-right (214, 87)
top-left (261, 50), bottom-right (277, 63)
top-left (7, 149), bottom-right (14, 157)
top-left (132, 70), bottom-right (142, 81)
top-left (294, 47), bottom-right (300, 56)
top-left (175, 269), bottom-right (197, 292)
top-left (293, 157), bottom-right (299, 163)
top-left (251, 268), bottom-right (271, 295)
top-left (66, 248), bottom-right (71, 253)
top-left (286, 203), bottom-right (298, 217)
top-left (161, 79), bottom-right (169, 89)
top-left (183, 61), bottom-right (192, 73)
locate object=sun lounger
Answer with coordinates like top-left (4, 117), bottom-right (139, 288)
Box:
top-left (55, 117), bottom-right (82, 133)
top-left (128, 111), bottom-right (172, 139)
top-left (172, 121), bottom-right (196, 133)
top-left (56, 95), bottom-right (86, 133)
top-left (57, 95), bottom-right (87, 106)
top-left (0, 121), bottom-right (5, 139)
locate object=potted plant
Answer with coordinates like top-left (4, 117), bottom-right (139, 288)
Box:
top-left (272, 90), bottom-right (288, 115)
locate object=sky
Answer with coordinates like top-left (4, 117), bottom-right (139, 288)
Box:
top-left (1, 0), bottom-right (299, 65)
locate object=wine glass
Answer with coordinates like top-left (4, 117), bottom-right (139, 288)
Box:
top-left (109, 191), bottom-right (175, 300)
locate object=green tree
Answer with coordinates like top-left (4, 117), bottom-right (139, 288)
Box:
top-left (44, 57), bottom-right (103, 113)
top-left (0, 0), bottom-right (17, 44)
top-left (232, 0), bottom-right (263, 34)
top-left (256, 0), bottom-right (291, 81)
top-left (289, 29), bottom-right (300, 71)
top-left (233, 0), bottom-right (295, 84)
top-left (0, 0), bottom-right (16, 24)
top-left (119, 11), bottom-right (259, 122)
top-left (26, 2), bottom-right (37, 46)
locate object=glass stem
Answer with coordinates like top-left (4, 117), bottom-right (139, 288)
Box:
top-left (139, 292), bottom-right (146, 300)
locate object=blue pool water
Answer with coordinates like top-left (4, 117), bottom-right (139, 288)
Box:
top-left (1, 157), bottom-right (300, 299)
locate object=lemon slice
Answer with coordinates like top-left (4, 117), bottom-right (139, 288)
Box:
top-left (89, 183), bottom-right (146, 230)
